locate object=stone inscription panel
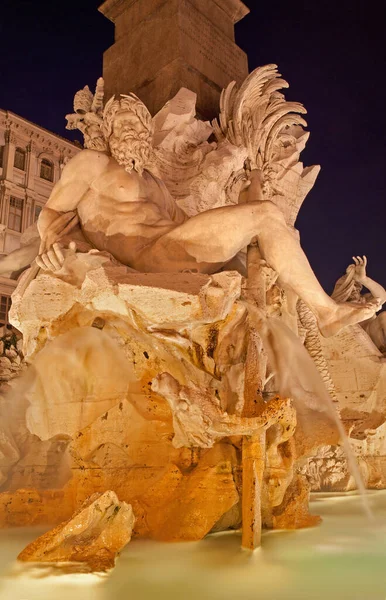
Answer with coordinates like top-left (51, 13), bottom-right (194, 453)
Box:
top-left (179, 0), bottom-right (247, 86)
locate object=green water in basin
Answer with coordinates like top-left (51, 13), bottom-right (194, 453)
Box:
top-left (0, 491), bottom-right (385, 600)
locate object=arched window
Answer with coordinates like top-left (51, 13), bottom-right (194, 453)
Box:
top-left (40, 158), bottom-right (54, 182)
top-left (14, 147), bottom-right (26, 171)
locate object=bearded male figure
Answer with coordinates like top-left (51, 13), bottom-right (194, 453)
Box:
top-left (10, 94), bottom-right (381, 337)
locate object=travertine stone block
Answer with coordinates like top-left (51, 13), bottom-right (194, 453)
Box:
top-left (17, 491), bottom-right (135, 571)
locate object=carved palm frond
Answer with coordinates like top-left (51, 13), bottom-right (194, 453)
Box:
top-left (212, 64), bottom-right (307, 171)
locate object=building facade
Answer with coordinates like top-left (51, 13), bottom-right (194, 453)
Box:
top-left (0, 109), bottom-right (79, 326)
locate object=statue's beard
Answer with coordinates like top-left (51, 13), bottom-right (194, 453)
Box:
top-left (109, 134), bottom-right (151, 175)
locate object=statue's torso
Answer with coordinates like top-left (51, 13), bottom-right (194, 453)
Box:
top-left (77, 157), bottom-right (181, 266)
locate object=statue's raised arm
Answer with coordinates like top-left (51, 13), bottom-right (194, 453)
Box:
top-left (332, 255), bottom-right (386, 352)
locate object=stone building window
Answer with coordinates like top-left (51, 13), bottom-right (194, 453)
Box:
top-left (8, 197), bottom-right (24, 232)
top-left (14, 147), bottom-right (26, 171)
top-left (0, 145), bottom-right (4, 168)
top-left (0, 295), bottom-right (11, 326)
top-left (40, 158), bottom-right (54, 182)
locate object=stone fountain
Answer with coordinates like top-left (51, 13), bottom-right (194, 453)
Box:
top-left (0, 0), bottom-right (385, 575)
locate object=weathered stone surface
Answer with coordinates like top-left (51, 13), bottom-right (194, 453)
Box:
top-left (0, 489), bottom-right (68, 528)
top-left (302, 413), bottom-right (386, 492)
top-left (301, 324), bottom-right (386, 491)
top-left (0, 260), bottom-right (247, 536)
top-left (0, 63), bottom-right (354, 548)
top-left (11, 253), bottom-right (243, 359)
top-left (0, 328), bottom-right (24, 384)
top-left (25, 327), bottom-right (141, 440)
top-left (0, 424), bottom-right (19, 487)
top-left (141, 444), bottom-right (239, 541)
top-left (99, 0), bottom-right (249, 118)
top-left (271, 475), bottom-right (321, 530)
top-left (321, 325), bottom-right (386, 415)
top-left (17, 491), bottom-right (134, 571)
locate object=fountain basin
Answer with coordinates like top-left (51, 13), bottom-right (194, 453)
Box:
top-left (0, 491), bottom-right (385, 600)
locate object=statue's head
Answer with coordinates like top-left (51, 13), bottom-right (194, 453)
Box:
top-left (103, 94), bottom-right (153, 175)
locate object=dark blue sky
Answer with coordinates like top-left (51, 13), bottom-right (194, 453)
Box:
top-left (1, 0), bottom-right (385, 292)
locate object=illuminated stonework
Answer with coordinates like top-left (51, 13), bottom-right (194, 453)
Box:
top-left (0, 110), bottom-right (78, 321)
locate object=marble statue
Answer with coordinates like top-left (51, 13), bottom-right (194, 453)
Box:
top-left (0, 68), bottom-right (381, 336)
top-left (28, 77), bottom-right (379, 339)
top-left (332, 256), bottom-right (386, 353)
top-left (0, 65), bottom-right (381, 556)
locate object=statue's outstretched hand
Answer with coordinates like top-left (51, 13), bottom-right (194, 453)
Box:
top-left (36, 241), bottom-right (77, 272)
top-left (351, 255), bottom-right (367, 283)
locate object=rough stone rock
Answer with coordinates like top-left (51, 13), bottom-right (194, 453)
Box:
top-left (17, 491), bottom-right (135, 571)
top-left (301, 413), bottom-right (386, 492)
top-left (271, 474), bottom-right (321, 530)
top-left (0, 425), bottom-right (19, 487)
top-left (10, 252), bottom-right (243, 359)
top-left (25, 327), bottom-right (141, 440)
top-left (0, 390), bottom-right (242, 539)
top-left (321, 325), bottom-right (386, 416)
top-left (0, 356), bottom-right (11, 368)
top-left (0, 369), bottom-right (13, 381)
top-left (5, 348), bottom-right (17, 360)
top-left (1, 253), bottom-right (315, 539)
top-left (0, 488), bottom-right (70, 527)
top-left (302, 324), bottom-right (386, 491)
top-left (0, 331), bottom-right (25, 386)
top-left (139, 444), bottom-right (239, 541)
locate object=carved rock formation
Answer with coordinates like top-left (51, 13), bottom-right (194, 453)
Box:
top-left (1, 66), bottom-right (356, 550)
top-left (0, 327), bottom-right (25, 384)
top-left (0, 250), bottom-right (320, 541)
top-left (302, 325), bottom-right (386, 491)
top-left (17, 491), bottom-right (135, 571)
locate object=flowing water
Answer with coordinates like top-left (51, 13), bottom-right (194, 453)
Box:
top-left (0, 491), bottom-right (385, 600)
top-left (253, 310), bottom-right (373, 517)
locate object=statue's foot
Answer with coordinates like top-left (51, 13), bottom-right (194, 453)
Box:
top-left (318, 298), bottom-right (382, 338)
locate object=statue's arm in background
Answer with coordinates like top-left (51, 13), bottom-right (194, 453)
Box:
top-left (0, 235), bottom-right (40, 278)
top-left (351, 255), bottom-right (386, 303)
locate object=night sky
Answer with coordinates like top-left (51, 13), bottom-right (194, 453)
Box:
top-left (1, 0), bottom-right (385, 293)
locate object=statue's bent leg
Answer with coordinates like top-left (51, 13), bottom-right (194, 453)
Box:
top-left (133, 202), bottom-right (267, 274)
top-left (134, 201), bottom-right (379, 336)
top-left (250, 204), bottom-right (380, 336)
